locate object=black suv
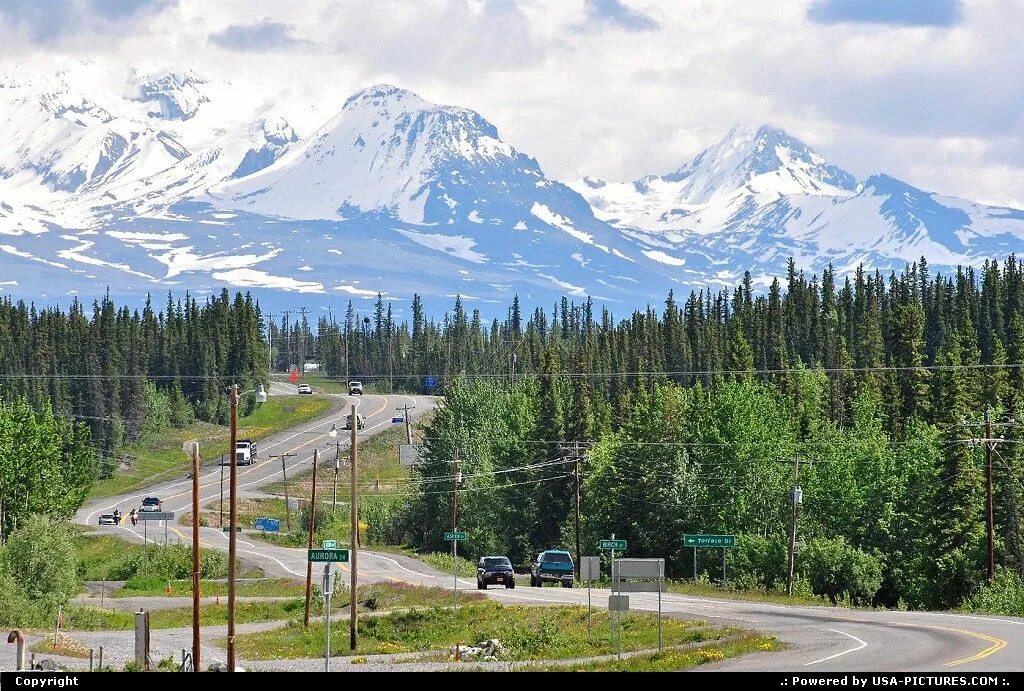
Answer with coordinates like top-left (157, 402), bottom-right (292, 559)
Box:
top-left (477, 556), bottom-right (516, 589)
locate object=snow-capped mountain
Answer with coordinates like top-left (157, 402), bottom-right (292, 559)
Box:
top-left (571, 125), bottom-right (1024, 282)
top-left (1, 66), bottom-right (1023, 313)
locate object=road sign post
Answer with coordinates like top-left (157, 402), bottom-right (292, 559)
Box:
top-left (599, 535), bottom-right (626, 653)
top-left (322, 562), bottom-right (333, 673)
top-left (613, 559), bottom-right (665, 652)
top-left (684, 535), bottom-right (735, 585)
top-left (581, 556), bottom-right (600, 634)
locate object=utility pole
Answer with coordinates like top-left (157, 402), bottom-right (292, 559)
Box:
top-left (575, 450), bottom-right (582, 582)
top-left (267, 312), bottom-right (274, 374)
top-left (559, 441), bottom-right (588, 579)
top-left (333, 439), bottom-right (340, 515)
top-left (304, 448), bottom-right (320, 627)
top-left (786, 457), bottom-right (806, 596)
top-left (227, 385), bottom-right (238, 673)
top-left (960, 411), bottom-right (1017, 583)
top-left (272, 453), bottom-right (296, 532)
top-left (986, 407), bottom-right (996, 582)
top-left (453, 448), bottom-right (460, 614)
top-left (349, 404), bottom-right (359, 651)
top-left (298, 306), bottom-right (310, 376)
top-left (190, 441), bottom-right (201, 673)
top-left (219, 455), bottom-right (224, 528)
top-left (281, 310), bottom-right (293, 372)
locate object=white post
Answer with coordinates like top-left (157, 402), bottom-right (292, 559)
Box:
top-left (323, 563), bottom-right (332, 673)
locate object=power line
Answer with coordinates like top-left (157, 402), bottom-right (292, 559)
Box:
top-left (1, 361), bottom-right (1023, 380)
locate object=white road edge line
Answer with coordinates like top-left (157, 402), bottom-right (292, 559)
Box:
top-left (804, 629), bottom-right (868, 666)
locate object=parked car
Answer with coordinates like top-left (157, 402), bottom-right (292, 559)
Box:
top-left (97, 513), bottom-right (118, 526)
top-left (343, 413), bottom-right (366, 430)
top-left (235, 438), bottom-right (257, 465)
top-left (297, 383), bottom-right (313, 394)
top-left (477, 556), bottom-right (516, 590)
top-left (530, 549), bottom-right (574, 587)
top-left (139, 497), bottom-right (162, 513)
top-left (348, 380), bottom-right (364, 395)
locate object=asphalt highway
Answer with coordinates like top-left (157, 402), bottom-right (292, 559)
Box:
top-left (75, 392), bottom-right (1023, 672)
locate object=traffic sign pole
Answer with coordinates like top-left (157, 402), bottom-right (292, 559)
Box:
top-left (323, 563), bottom-right (332, 673)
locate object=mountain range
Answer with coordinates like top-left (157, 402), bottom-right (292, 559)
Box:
top-left (1, 63), bottom-right (1022, 313)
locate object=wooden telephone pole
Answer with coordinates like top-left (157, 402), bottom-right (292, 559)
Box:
top-left (304, 449), bottom-right (320, 627)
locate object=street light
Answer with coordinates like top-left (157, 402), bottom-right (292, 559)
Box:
top-left (226, 383), bottom-right (267, 672)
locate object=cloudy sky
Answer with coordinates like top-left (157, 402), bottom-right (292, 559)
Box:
top-left (2, 0), bottom-right (1022, 207)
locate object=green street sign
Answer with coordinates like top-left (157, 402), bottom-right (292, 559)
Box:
top-left (221, 526), bottom-right (242, 532)
top-left (309, 548), bottom-right (349, 563)
top-left (684, 534), bottom-right (736, 548)
top-left (322, 539), bottom-right (337, 549)
top-left (444, 531), bottom-right (467, 541)
top-left (599, 539), bottom-right (627, 551)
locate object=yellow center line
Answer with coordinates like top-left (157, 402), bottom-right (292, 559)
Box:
top-left (804, 615), bottom-right (1009, 668)
top-left (930, 625), bottom-right (1007, 667)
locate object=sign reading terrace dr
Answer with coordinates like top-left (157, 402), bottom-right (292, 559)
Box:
top-left (684, 534), bottom-right (736, 548)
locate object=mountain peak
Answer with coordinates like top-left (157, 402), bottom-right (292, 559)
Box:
top-left (659, 123), bottom-right (857, 203)
top-left (345, 82), bottom-right (417, 104)
top-left (128, 69), bottom-right (210, 120)
top-left (215, 83), bottom-right (548, 223)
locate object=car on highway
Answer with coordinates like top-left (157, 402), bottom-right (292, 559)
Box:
top-left (343, 413), bottom-right (366, 430)
top-left (97, 513), bottom-right (118, 526)
top-left (139, 497), bottom-right (162, 513)
top-left (530, 549), bottom-right (574, 587)
top-left (348, 380), bottom-right (363, 395)
top-left (477, 556), bottom-right (516, 589)
top-left (297, 383), bottom-right (313, 394)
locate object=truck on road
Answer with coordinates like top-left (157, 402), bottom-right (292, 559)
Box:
top-left (530, 549), bottom-right (575, 587)
top-left (235, 439), bottom-right (257, 465)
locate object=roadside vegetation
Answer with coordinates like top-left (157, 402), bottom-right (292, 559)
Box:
top-left (65, 582), bottom-right (478, 631)
top-left (520, 632), bottom-right (780, 671)
top-left (76, 534), bottom-right (260, 582)
top-left (91, 395), bottom-right (331, 498)
top-left (235, 601), bottom-right (737, 660)
top-left (112, 577), bottom-right (303, 598)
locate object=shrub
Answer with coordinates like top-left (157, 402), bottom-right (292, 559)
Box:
top-left (108, 544), bottom-right (227, 581)
top-left (3, 515), bottom-right (79, 612)
top-left (963, 569), bottom-right (1024, 617)
top-left (800, 536), bottom-right (883, 605)
top-left (725, 534), bottom-right (787, 591)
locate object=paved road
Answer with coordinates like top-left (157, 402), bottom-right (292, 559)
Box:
top-left (77, 392), bottom-right (436, 579)
top-left (74, 392), bottom-right (1024, 672)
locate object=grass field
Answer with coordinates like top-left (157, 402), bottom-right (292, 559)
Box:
top-left (234, 601), bottom-right (736, 660)
top-left (520, 632), bottom-right (781, 671)
top-left (90, 396), bottom-right (332, 498)
top-left (76, 534), bottom-right (262, 582)
top-left (29, 634), bottom-right (92, 659)
top-left (113, 577), bottom-right (304, 598)
top-left (63, 599), bottom-right (321, 631)
top-left (65, 582), bottom-right (477, 632)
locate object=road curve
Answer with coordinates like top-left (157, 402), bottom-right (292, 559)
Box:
top-left (75, 394), bottom-right (1023, 672)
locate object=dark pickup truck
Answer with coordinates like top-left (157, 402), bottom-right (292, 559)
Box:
top-left (530, 549), bottom-right (574, 587)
